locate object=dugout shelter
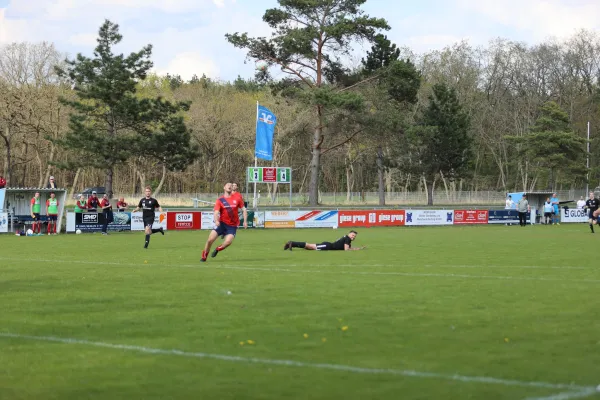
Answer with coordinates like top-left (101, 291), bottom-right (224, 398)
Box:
top-left (0, 187), bottom-right (67, 233)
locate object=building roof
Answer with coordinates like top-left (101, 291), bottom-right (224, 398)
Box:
top-left (4, 187), bottom-right (67, 192)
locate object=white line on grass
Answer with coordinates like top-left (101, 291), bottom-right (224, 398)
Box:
top-left (0, 332), bottom-right (597, 400)
top-left (525, 388), bottom-right (600, 400)
top-left (1, 257), bottom-right (600, 284)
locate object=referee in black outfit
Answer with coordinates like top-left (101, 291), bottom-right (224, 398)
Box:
top-left (132, 186), bottom-right (164, 248)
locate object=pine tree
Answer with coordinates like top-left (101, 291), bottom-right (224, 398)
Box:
top-left (54, 20), bottom-right (198, 197)
top-left (226, 0), bottom-right (389, 206)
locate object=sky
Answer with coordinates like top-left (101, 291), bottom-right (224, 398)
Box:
top-left (0, 0), bottom-right (599, 82)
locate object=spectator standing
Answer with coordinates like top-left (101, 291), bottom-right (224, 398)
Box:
top-left (505, 195), bottom-right (514, 209)
top-left (74, 195), bottom-right (88, 213)
top-left (45, 192), bottom-right (59, 235)
top-left (100, 194), bottom-right (113, 235)
top-left (550, 193), bottom-right (560, 225)
top-left (577, 196), bottom-right (586, 209)
top-left (543, 198), bottom-right (553, 225)
top-left (116, 197), bottom-right (128, 212)
top-left (517, 195), bottom-right (530, 227)
top-left (87, 191), bottom-right (100, 212)
top-left (30, 191), bottom-right (42, 234)
top-left (46, 176), bottom-right (58, 189)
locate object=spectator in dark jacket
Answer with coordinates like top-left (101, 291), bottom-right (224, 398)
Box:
top-left (46, 176), bottom-right (58, 189)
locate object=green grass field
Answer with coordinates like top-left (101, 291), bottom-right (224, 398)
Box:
top-left (1, 225), bottom-right (600, 400)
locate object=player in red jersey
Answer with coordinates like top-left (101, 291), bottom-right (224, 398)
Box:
top-left (201, 182), bottom-right (247, 262)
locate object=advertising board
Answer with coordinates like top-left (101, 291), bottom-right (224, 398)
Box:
top-left (405, 210), bottom-right (454, 226)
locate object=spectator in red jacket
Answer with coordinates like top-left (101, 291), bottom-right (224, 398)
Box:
top-left (87, 191), bottom-right (100, 212)
top-left (0, 176), bottom-right (6, 188)
top-left (116, 197), bottom-right (128, 212)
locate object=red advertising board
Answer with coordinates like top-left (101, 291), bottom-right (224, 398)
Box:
top-left (454, 210), bottom-right (488, 224)
top-left (167, 211), bottom-right (201, 230)
top-left (263, 167), bottom-right (277, 182)
top-left (338, 210), bottom-right (406, 227)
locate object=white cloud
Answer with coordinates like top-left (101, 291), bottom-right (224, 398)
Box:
top-left (458, 0), bottom-right (600, 40)
top-left (212, 0), bottom-right (225, 7)
top-left (406, 34), bottom-right (470, 52)
top-left (68, 33), bottom-right (97, 47)
top-left (155, 51), bottom-right (219, 80)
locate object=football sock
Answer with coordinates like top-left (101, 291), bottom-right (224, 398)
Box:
top-left (216, 245), bottom-right (225, 252)
top-left (145, 234), bottom-right (150, 248)
top-left (291, 241), bottom-right (306, 248)
top-left (590, 223), bottom-right (594, 233)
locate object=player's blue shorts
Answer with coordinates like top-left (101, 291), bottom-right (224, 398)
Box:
top-left (554, 208), bottom-right (559, 215)
top-left (32, 213), bottom-right (40, 221)
top-left (47, 215), bottom-right (57, 221)
top-left (214, 222), bottom-right (237, 238)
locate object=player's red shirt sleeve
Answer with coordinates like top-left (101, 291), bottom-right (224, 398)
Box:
top-left (46, 200), bottom-right (50, 206)
top-left (31, 198), bottom-right (35, 205)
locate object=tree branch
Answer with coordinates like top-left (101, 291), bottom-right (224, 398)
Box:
top-left (337, 73), bottom-right (382, 92)
top-left (321, 129), bottom-right (364, 154)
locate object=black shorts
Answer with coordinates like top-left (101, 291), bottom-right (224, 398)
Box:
top-left (143, 215), bottom-right (155, 228)
top-left (214, 222), bottom-right (237, 238)
top-left (47, 215), bottom-right (57, 221)
top-left (589, 210), bottom-right (596, 219)
top-left (316, 242), bottom-right (334, 251)
top-left (32, 213), bottom-right (40, 221)
top-left (544, 212), bottom-right (553, 218)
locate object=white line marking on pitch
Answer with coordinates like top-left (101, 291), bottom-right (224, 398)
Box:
top-left (1, 258), bottom-right (600, 284)
top-left (0, 332), bottom-right (597, 400)
top-left (525, 388), bottom-right (600, 400)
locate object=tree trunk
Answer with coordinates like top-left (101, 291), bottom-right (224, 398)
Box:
top-left (346, 162), bottom-right (353, 203)
top-left (425, 176), bottom-right (434, 206)
top-left (2, 126), bottom-right (11, 185)
top-left (35, 148), bottom-right (44, 187)
top-left (138, 171), bottom-right (146, 194)
top-left (440, 171), bottom-right (450, 202)
top-left (377, 145), bottom-right (385, 206)
top-left (21, 141), bottom-right (29, 187)
top-left (43, 142), bottom-right (56, 188)
top-left (132, 164), bottom-right (138, 194)
top-left (69, 168), bottom-right (81, 199)
top-left (308, 105), bottom-right (323, 206)
top-left (105, 167), bottom-right (114, 198)
top-left (154, 164), bottom-right (167, 196)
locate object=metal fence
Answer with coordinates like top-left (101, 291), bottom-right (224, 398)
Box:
top-left (110, 189), bottom-right (591, 207)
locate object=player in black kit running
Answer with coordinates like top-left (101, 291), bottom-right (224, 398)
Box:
top-left (284, 230), bottom-right (365, 251)
top-left (132, 186), bottom-right (164, 248)
top-left (586, 192), bottom-right (600, 233)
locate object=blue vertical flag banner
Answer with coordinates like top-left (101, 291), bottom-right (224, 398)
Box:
top-left (255, 105), bottom-right (277, 161)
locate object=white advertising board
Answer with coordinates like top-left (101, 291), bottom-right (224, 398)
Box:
top-left (561, 208), bottom-right (589, 223)
top-left (0, 212), bottom-right (7, 233)
top-left (293, 210), bottom-right (339, 228)
top-left (405, 210), bottom-right (454, 226)
top-left (131, 211), bottom-right (168, 231)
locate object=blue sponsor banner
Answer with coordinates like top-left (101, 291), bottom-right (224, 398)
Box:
top-left (255, 105), bottom-right (277, 161)
top-left (487, 209), bottom-right (529, 224)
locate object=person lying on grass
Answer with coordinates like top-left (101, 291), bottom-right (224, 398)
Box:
top-left (283, 230), bottom-right (366, 251)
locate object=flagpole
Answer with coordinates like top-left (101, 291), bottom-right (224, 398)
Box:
top-left (253, 101), bottom-right (259, 210)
